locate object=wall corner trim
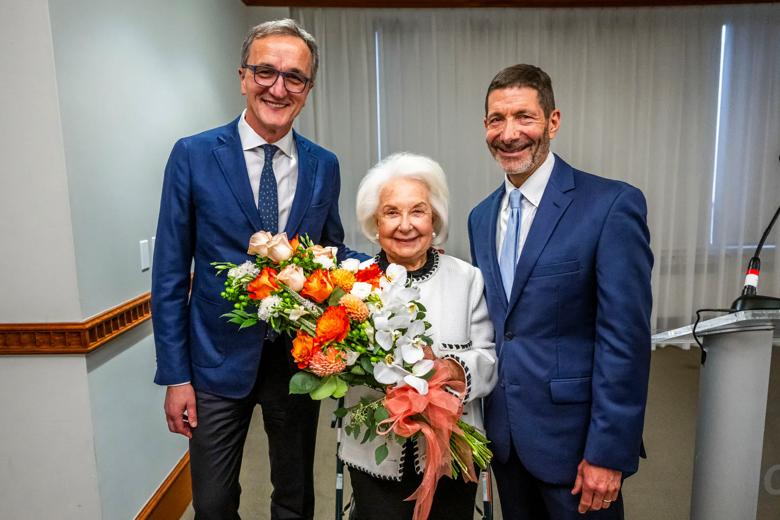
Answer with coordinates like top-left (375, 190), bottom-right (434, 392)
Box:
top-left (136, 451), bottom-right (192, 520)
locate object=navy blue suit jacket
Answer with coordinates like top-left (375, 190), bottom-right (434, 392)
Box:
top-left (152, 117), bottom-right (362, 399)
top-left (468, 155), bottom-right (653, 484)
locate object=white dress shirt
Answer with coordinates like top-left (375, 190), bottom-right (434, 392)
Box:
top-left (496, 152), bottom-right (555, 257)
top-left (237, 109), bottom-right (299, 232)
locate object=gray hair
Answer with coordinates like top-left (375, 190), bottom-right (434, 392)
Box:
top-left (356, 153), bottom-right (450, 246)
top-left (240, 19), bottom-right (319, 82)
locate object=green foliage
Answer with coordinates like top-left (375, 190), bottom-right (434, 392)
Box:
top-left (289, 372), bottom-right (321, 395)
top-left (374, 444), bottom-right (389, 466)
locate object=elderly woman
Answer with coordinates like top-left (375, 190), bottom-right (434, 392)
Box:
top-left (340, 153), bottom-right (497, 520)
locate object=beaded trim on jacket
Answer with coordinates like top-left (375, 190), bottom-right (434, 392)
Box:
top-left (375, 248), bottom-right (440, 284)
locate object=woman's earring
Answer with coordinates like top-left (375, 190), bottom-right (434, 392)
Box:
top-left (375, 233), bottom-right (379, 240)
top-left (432, 231), bottom-right (437, 239)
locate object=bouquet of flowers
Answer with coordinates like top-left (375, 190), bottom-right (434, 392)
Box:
top-left (213, 231), bottom-right (491, 520)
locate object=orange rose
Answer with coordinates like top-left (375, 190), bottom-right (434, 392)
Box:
top-left (355, 263), bottom-right (382, 289)
top-left (315, 306), bottom-right (351, 346)
top-left (291, 331), bottom-right (316, 369)
top-left (247, 267), bottom-right (279, 300)
top-left (300, 269), bottom-right (335, 303)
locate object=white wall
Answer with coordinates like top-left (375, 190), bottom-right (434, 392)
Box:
top-left (0, 356), bottom-right (101, 520)
top-left (48, 0), bottom-right (251, 319)
top-left (0, 0), bottom-right (81, 323)
top-left (0, 1), bottom-right (297, 518)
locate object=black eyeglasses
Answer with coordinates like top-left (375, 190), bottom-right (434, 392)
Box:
top-left (242, 64), bottom-right (311, 93)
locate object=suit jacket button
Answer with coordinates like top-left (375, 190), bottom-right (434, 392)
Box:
top-left (504, 332), bottom-right (514, 340)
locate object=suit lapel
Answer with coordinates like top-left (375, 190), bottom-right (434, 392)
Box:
top-left (478, 186), bottom-right (508, 312)
top-left (285, 131), bottom-right (317, 236)
top-left (506, 156), bottom-right (575, 317)
top-left (213, 119), bottom-right (263, 232)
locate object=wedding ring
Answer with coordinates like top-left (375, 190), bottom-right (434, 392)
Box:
top-left (602, 499), bottom-right (613, 503)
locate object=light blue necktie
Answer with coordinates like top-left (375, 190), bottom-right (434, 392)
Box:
top-left (499, 189), bottom-right (523, 300)
top-left (258, 144), bottom-right (279, 233)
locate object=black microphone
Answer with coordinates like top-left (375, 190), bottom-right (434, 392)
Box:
top-left (731, 203), bottom-right (780, 311)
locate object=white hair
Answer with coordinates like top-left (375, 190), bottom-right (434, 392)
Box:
top-left (356, 152), bottom-right (449, 246)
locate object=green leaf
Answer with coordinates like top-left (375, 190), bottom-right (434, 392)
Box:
top-left (415, 302), bottom-right (427, 312)
top-left (350, 364), bottom-right (366, 376)
top-left (373, 406), bottom-right (389, 423)
top-left (238, 318), bottom-right (257, 330)
top-left (374, 444), bottom-right (389, 466)
top-left (361, 427), bottom-right (373, 444)
top-left (289, 372), bottom-right (321, 395)
top-left (360, 356), bottom-right (374, 375)
top-left (331, 376), bottom-right (349, 399)
top-left (310, 376), bottom-right (339, 400)
top-left (327, 287), bottom-right (347, 306)
top-left (333, 407), bottom-right (349, 418)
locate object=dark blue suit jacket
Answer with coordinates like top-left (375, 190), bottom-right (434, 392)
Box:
top-left (152, 117), bottom-right (361, 399)
top-left (468, 155), bottom-right (653, 484)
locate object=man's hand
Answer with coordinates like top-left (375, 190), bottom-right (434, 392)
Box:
top-left (571, 459), bottom-right (622, 514)
top-left (164, 384), bottom-right (198, 439)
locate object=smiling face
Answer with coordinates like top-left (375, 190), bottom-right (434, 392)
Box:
top-left (239, 34), bottom-right (313, 143)
top-left (376, 177), bottom-right (435, 271)
top-left (484, 86), bottom-right (560, 186)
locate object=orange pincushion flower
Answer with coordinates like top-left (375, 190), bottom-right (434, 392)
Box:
top-left (247, 267), bottom-right (279, 300)
top-left (301, 269), bottom-right (335, 303)
top-left (315, 306), bottom-right (350, 345)
top-left (331, 269), bottom-right (356, 292)
top-left (307, 347), bottom-right (347, 377)
top-left (355, 263), bottom-right (382, 288)
top-left (291, 331), bottom-right (316, 369)
top-left (339, 294), bottom-right (369, 322)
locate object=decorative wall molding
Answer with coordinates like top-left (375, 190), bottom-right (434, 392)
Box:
top-left (136, 452), bottom-right (192, 520)
top-left (0, 292), bottom-right (151, 355)
top-left (244, 0), bottom-right (773, 7)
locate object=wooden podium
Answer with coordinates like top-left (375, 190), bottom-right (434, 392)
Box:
top-left (652, 310), bottom-right (780, 520)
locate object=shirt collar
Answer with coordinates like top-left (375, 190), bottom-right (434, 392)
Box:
top-left (237, 109), bottom-right (295, 158)
top-left (503, 152), bottom-right (555, 208)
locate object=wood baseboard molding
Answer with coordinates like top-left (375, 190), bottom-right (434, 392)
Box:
top-left (0, 292), bottom-right (151, 355)
top-left (136, 451), bottom-right (192, 520)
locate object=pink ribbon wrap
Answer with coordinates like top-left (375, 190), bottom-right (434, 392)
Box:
top-left (378, 360), bottom-right (477, 520)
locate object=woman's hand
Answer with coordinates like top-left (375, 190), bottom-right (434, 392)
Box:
top-left (423, 345), bottom-right (466, 384)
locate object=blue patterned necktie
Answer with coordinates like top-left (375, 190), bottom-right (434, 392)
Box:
top-left (499, 189), bottom-right (523, 300)
top-left (258, 144), bottom-right (279, 233)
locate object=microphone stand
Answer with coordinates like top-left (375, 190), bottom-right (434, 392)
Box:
top-left (731, 204), bottom-right (780, 311)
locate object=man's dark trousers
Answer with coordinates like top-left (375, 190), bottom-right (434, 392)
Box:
top-left (189, 337), bottom-right (320, 520)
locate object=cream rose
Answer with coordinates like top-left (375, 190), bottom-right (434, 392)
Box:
top-left (308, 245), bottom-right (338, 258)
top-left (247, 230), bottom-right (273, 256)
top-left (276, 264), bottom-right (306, 292)
top-left (267, 233), bottom-right (295, 263)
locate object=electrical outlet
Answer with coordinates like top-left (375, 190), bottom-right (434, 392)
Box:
top-left (139, 240), bottom-right (150, 272)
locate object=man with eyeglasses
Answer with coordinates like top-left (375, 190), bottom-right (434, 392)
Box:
top-left (152, 19), bottom-right (364, 520)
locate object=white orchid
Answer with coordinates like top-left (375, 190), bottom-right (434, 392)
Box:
top-left (344, 350), bottom-right (360, 366)
top-left (374, 357), bottom-right (434, 395)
